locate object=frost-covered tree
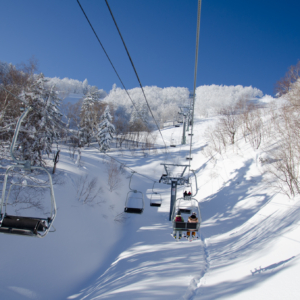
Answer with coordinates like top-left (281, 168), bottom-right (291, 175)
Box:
top-left (79, 87), bottom-right (101, 146)
top-left (82, 78), bottom-right (88, 95)
top-left (130, 101), bottom-right (150, 127)
top-left (18, 73), bottom-right (63, 165)
top-left (0, 59), bottom-right (38, 161)
top-left (97, 105), bottom-right (115, 152)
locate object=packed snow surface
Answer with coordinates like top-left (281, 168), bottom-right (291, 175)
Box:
top-left (1, 109), bottom-right (300, 300)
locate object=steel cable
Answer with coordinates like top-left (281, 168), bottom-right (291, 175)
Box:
top-left (188, 0), bottom-right (202, 173)
top-left (104, 0), bottom-right (168, 149)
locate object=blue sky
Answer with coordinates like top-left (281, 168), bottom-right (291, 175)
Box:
top-left (1, 0), bottom-right (299, 96)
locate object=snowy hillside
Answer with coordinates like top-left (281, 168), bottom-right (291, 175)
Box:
top-left (1, 100), bottom-right (300, 300)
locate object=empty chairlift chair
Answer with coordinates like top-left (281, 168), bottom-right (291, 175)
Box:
top-left (124, 172), bottom-right (144, 214)
top-left (170, 139), bottom-right (177, 147)
top-left (150, 182), bottom-right (162, 207)
top-left (0, 107), bottom-right (57, 238)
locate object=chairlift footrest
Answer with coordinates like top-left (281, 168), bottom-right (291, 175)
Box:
top-left (150, 203), bottom-right (161, 207)
top-left (179, 209), bottom-right (191, 214)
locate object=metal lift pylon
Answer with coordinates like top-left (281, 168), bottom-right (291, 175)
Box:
top-left (159, 164), bottom-right (190, 221)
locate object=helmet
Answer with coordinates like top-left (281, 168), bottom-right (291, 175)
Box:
top-left (177, 210), bottom-right (181, 215)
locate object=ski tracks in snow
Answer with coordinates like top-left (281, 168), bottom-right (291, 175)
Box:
top-left (182, 234), bottom-right (210, 300)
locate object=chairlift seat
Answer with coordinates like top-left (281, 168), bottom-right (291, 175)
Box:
top-left (124, 207), bottom-right (144, 214)
top-left (184, 195), bottom-right (192, 200)
top-left (175, 125), bottom-right (180, 127)
top-left (173, 221), bottom-right (200, 231)
top-left (170, 145), bottom-right (176, 147)
top-left (0, 215), bottom-right (49, 236)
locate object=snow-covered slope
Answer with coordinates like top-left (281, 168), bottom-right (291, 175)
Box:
top-left (1, 107), bottom-right (300, 300)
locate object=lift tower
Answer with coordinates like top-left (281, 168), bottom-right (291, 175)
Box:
top-left (159, 164), bottom-right (189, 221)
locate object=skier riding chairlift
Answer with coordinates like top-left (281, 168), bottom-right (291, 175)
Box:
top-left (186, 212), bottom-right (199, 241)
top-left (183, 190), bottom-right (192, 199)
top-left (173, 211), bottom-right (184, 239)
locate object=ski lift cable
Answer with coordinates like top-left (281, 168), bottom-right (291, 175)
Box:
top-left (76, 0), bottom-right (150, 135)
top-left (104, 0), bottom-right (168, 149)
top-left (88, 143), bottom-right (157, 183)
top-left (104, 151), bottom-right (157, 183)
top-left (188, 0), bottom-right (202, 173)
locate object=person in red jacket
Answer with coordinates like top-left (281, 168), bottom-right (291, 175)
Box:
top-left (173, 211), bottom-right (184, 239)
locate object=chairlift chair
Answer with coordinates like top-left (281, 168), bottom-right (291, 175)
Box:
top-left (171, 197), bottom-right (201, 233)
top-left (0, 107), bottom-right (57, 238)
top-left (183, 181), bottom-right (193, 200)
top-left (124, 172), bottom-right (144, 214)
top-left (170, 139), bottom-right (177, 147)
top-left (150, 182), bottom-right (162, 207)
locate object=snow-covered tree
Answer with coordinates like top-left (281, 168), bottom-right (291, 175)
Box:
top-left (97, 106), bottom-right (115, 152)
top-left (0, 60), bottom-right (38, 161)
top-left (18, 73), bottom-right (64, 165)
top-left (79, 87), bottom-right (101, 146)
top-left (82, 78), bottom-right (88, 95)
top-left (130, 102), bottom-right (150, 127)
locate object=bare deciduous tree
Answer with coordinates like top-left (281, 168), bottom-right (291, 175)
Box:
top-left (275, 61), bottom-right (300, 98)
top-left (75, 174), bottom-right (103, 204)
top-left (219, 107), bottom-right (241, 145)
top-left (105, 158), bottom-right (124, 192)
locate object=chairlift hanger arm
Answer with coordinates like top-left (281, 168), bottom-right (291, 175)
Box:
top-left (180, 166), bottom-right (188, 178)
top-left (191, 169), bottom-right (198, 197)
top-left (10, 106), bottom-right (33, 166)
top-left (128, 171), bottom-right (137, 192)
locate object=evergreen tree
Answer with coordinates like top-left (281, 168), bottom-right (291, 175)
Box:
top-left (130, 101), bottom-right (150, 127)
top-left (97, 105), bottom-right (115, 152)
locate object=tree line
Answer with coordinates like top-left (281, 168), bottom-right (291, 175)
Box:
top-left (204, 61), bottom-right (300, 198)
top-left (0, 60), bottom-right (159, 168)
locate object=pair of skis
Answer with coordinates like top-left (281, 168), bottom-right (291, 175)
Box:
top-left (171, 233), bottom-right (198, 242)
